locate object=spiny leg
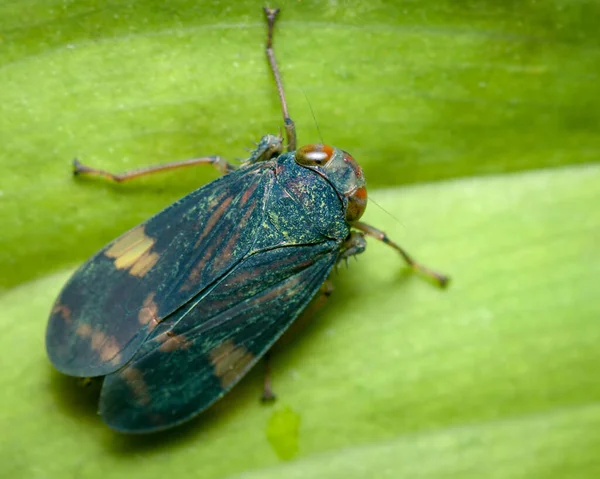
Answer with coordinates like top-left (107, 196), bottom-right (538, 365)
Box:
top-left (73, 156), bottom-right (236, 183)
top-left (261, 280), bottom-right (334, 402)
top-left (352, 221), bottom-right (450, 288)
top-left (264, 7), bottom-right (297, 152)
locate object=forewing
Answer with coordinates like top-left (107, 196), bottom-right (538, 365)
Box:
top-left (46, 163), bottom-right (272, 377)
top-left (99, 241), bottom-right (339, 432)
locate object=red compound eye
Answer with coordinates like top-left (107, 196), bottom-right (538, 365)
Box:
top-left (295, 144), bottom-right (334, 166)
top-left (346, 185), bottom-right (367, 222)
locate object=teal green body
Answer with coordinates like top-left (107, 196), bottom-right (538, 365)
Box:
top-left (46, 145), bottom-right (367, 432)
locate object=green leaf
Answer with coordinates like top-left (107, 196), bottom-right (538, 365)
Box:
top-left (2, 164), bottom-right (599, 478)
top-left (1, 1), bottom-right (599, 478)
top-left (1, 0), bottom-right (599, 288)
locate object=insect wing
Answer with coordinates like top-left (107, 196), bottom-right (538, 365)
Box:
top-left (99, 241), bottom-right (339, 432)
top-left (46, 163), bottom-right (271, 377)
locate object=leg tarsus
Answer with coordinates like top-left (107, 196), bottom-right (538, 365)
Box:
top-left (261, 352), bottom-right (277, 402)
top-left (320, 280), bottom-right (334, 298)
top-left (352, 221), bottom-right (450, 288)
top-left (79, 377), bottom-right (93, 388)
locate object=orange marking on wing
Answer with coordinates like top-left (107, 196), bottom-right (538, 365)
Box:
top-left (75, 323), bottom-right (92, 338)
top-left (254, 274), bottom-right (304, 304)
top-left (223, 268), bottom-right (255, 288)
top-left (210, 204), bottom-right (257, 274)
top-left (104, 225), bottom-right (158, 277)
top-left (75, 323), bottom-right (122, 364)
top-left (91, 330), bottom-right (106, 350)
top-left (211, 231), bottom-right (239, 274)
top-left (52, 303), bottom-right (72, 323)
top-left (157, 332), bottom-right (192, 353)
top-left (105, 225), bottom-right (153, 264)
top-left (209, 339), bottom-right (255, 388)
top-left (100, 336), bottom-right (121, 363)
top-left (239, 202), bottom-right (256, 227)
top-left (222, 254), bottom-right (310, 297)
top-left (207, 191), bottom-right (227, 210)
top-left (179, 240), bottom-right (219, 292)
top-left (109, 353), bottom-right (123, 366)
top-left (120, 367), bottom-right (151, 406)
top-left (129, 251), bottom-right (160, 277)
top-left (138, 292), bottom-right (160, 331)
top-left (193, 196), bottom-right (233, 249)
top-left (240, 182), bottom-right (259, 206)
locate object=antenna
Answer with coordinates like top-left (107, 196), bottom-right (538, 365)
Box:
top-left (301, 87), bottom-right (324, 145)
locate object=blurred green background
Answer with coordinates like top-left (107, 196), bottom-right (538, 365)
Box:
top-left (0, 0), bottom-right (598, 478)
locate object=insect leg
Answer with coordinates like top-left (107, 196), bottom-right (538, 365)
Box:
top-left (338, 231), bottom-right (367, 264)
top-left (246, 134), bottom-right (284, 164)
top-left (261, 351), bottom-right (276, 402)
top-left (261, 280), bottom-right (334, 402)
top-left (73, 156), bottom-right (236, 183)
top-left (352, 221), bottom-right (450, 288)
top-left (264, 7), bottom-right (297, 153)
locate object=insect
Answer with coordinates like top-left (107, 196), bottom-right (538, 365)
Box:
top-left (46, 8), bottom-right (449, 433)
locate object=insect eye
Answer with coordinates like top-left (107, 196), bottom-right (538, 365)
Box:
top-left (295, 144), bottom-right (334, 167)
top-left (346, 186), bottom-right (367, 222)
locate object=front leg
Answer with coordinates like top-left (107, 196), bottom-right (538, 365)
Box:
top-left (352, 221), bottom-right (450, 288)
top-left (338, 231), bottom-right (367, 264)
top-left (73, 133), bottom-right (284, 184)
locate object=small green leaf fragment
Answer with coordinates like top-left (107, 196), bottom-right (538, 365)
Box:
top-left (266, 406), bottom-right (301, 461)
